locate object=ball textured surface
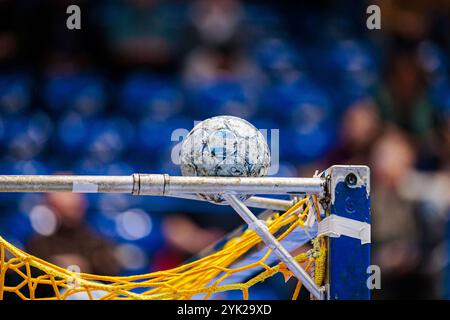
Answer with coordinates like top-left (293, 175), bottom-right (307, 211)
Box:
top-left (180, 116), bottom-right (271, 203)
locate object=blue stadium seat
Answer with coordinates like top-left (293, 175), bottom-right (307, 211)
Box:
top-left (0, 115), bottom-right (4, 146)
top-left (74, 157), bottom-right (108, 175)
top-left (157, 146), bottom-right (182, 176)
top-left (44, 73), bottom-right (107, 117)
top-left (188, 79), bottom-right (257, 119)
top-left (119, 73), bottom-right (183, 120)
top-left (429, 78), bottom-right (450, 116)
top-left (56, 112), bottom-right (92, 156)
top-left (253, 38), bottom-right (305, 81)
top-left (261, 76), bottom-right (332, 122)
top-left (417, 41), bottom-right (448, 79)
top-left (10, 159), bottom-right (50, 175)
top-left (2, 113), bottom-right (53, 160)
top-left (0, 73), bottom-right (32, 115)
top-left (87, 117), bottom-right (135, 163)
top-left (326, 39), bottom-right (378, 109)
top-left (0, 210), bottom-right (33, 246)
top-left (262, 78), bottom-right (336, 163)
top-left (137, 117), bottom-right (192, 161)
top-left (282, 123), bottom-right (335, 164)
top-left (244, 4), bottom-right (284, 40)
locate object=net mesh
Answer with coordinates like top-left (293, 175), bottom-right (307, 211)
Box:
top-left (0, 197), bottom-right (326, 300)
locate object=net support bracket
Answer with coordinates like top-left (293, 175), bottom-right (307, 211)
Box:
top-left (318, 215), bottom-right (371, 245)
top-left (223, 193), bottom-right (325, 300)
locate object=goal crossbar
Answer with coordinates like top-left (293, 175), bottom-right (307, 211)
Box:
top-left (0, 174), bottom-right (324, 196)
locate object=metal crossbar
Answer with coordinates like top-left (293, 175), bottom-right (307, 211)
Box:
top-left (0, 174), bottom-right (325, 196)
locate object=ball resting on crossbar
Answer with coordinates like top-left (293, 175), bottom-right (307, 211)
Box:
top-left (179, 116), bottom-right (271, 204)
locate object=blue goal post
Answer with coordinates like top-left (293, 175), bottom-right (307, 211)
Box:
top-left (322, 165), bottom-right (371, 300)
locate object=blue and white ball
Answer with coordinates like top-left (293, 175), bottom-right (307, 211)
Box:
top-left (180, 116), bottom-right (271, 203)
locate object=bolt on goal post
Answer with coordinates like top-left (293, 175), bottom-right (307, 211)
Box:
top-left (0, 165), bottom-right (370, 300)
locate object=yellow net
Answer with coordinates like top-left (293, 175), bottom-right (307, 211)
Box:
top-left (0, 197), bottom-right (326, 300)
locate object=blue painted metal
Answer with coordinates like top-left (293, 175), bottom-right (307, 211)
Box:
top-left (327, 166), bottom-right (371, 300)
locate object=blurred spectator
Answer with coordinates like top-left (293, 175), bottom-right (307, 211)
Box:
top-left (378, 0), bottom-right (450, 43)
top-left (163, 214), bottom-right (223, 255)
top-left (100, 0), bottom-right (184, 71)
top-left (183, 46), bottom-right (262, 87)
top-left (187, 0), bottom-right (244, 48)
top-left (370, 128), bottom-right (437, 299)
top-left (439, 116), bottom-right (450, 169)
top-left (328, 99), bottom-right (381, 165)
top-left (0, 0), bottom-right (19, 67)
top-left (153, 213), bottom-right (224, 270)
top-left (433, 91), bottom-right (450, 170)
top-left (183, 46), bottom-right (262, 118)
top-left (26, 191), bottom-right (119, 276)
top-left (373, 49), bottom-right (437, 139)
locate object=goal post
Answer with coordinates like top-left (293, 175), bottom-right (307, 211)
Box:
top-left (322, 165), bottom-right (371, 300)
top-left (0, 165), bottom-right (371, 300)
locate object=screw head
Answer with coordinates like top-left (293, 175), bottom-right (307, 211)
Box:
top-left (345, 173), bottom-right (358, 187)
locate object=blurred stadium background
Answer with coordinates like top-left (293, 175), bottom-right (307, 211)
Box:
top-left (0, 0), bottom-right (449, 299)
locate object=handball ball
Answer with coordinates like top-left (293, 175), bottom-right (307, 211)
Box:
top-left (180, 115), bottom-right (271, 204)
